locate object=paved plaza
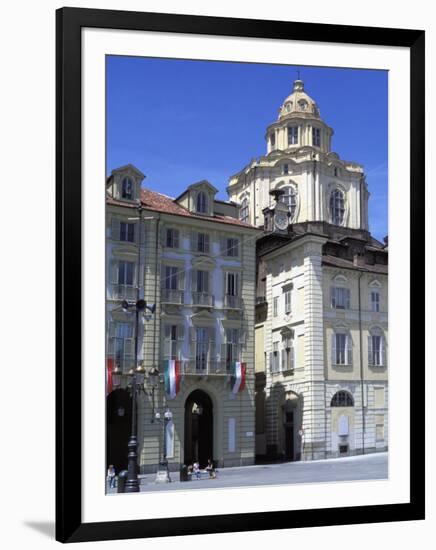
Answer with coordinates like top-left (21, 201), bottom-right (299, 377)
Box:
top-left (107, 452), bottom-right (388, 494)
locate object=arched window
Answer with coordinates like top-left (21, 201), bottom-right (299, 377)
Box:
top-left (196, 191), bottom-right (208, 214)
top-left (330, 188), bottom-right (345, 225)
top-left (239, 198), bottom-right (249, 223)
top-left (280, 186), bottom-right (298, 221)
top-left (121, 177), bottom-right (133, 200)
top-left (331, 391), bottom-right (354, 407)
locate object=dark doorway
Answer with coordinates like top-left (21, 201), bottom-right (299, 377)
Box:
top-left (184, 390), bottom-right (213, 468)
top-left (284, 410), bottom-right (295, 461)
top-left (106, 389), bottom-right (132, 473)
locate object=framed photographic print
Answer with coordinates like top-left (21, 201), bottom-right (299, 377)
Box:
top-left (56, 7), bottom-right (425, 543)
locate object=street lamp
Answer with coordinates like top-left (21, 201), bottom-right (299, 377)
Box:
top-left (112, 362), bottom-right (145, 492)
top-left (155, 408), bottom-right (173, 483)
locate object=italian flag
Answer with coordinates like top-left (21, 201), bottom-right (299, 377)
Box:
top-left (231, 362), bottom-right (246, 394)
top-left (106, 357), bottom-right (113, 396)
top-left (164, 359), bottom-right (181, 399)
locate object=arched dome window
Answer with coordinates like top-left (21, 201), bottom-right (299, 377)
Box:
top-left (330, 188), bottom-right (345, 225)
top-left (280, 186), bottom-right (298, 221)
top-left (239, 198), bottom-right (249, 223)
top-left (121, 177), bottom-right (134, 200)
top-left (331, 391), bottom-right (354, 407)
top-left (196, 191), bottom-right (208, 214)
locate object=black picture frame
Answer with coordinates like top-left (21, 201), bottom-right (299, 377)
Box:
top-left (56, 7), bottom-right (425, 543)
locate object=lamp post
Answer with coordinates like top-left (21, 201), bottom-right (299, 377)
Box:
top-left (148, 366), bottom-right (160, 422)
top-left (154, 408), bottom-right (173, 483)
top-left (111, 203), bottom-right (156, 492)
top-left (112, 363), bottom-right (145, 492)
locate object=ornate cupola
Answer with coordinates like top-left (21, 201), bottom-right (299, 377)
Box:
top-left (265, 78), bottom-right (334, 154)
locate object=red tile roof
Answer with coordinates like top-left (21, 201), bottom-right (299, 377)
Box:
top-left (106, 188), bottom-right (258, 230)
top-left (322, 254), bottom-right (388, 274)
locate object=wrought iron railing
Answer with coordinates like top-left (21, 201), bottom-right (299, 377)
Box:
top-left (161, 288), bottom-right (184, 304)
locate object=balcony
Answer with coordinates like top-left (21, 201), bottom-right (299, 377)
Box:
top-left (224, 294), bottom-right (242, 309)
top-left (112, 284), bottom-right (136, 301)
top-left (192, 292), bottom-right (214, 307)
top-left (182, 360), bottom-right (230, 376)
top-left (161, 288), bottom-right (184, 304)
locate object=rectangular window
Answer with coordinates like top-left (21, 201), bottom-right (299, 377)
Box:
top-left (166, 228), bottom-right (179, 248)
top-left (331, 287), bottom-right (351, 309)
top-left (226, 272), bottom-right (239, 296)
top-left (288, 126), bottom-right (298, 145)
top-left (283, 164), bottom-right (289, 175)
top-left (111, 322), bottom-right (134, 371)
top-left (312, 127), bottom-right (321, 147)
top-left (371, 290), bottom-right (380, 312)
top-left (164, 266), bottom-right (178, 289)
top-left (227, 238), bottom-right (239, 257)
top-left (225, 328), bottom-right (240, 369)
top-left (284, 290), bottom-right (292, 314)
top-left (273, 296), bottom-right (278, 317)
top-left (270, 133), bottom-right (276, 148)
top-left (196, 270), bottom-right (209, 293)
top-left (120, 222), bottom-right (135, 242)
top-left (197, 232), bottom-right (210, 253)
top-left (271, 341), bottom-right (280, 372)
top-left (332, 333), bottom-right (352, 365)
top-left (163, 324), bottom-right (183, 360)
top-left (368, 335), bottom-right (384, 366)
top-left (225, 272), bottom-right (240, 308)
top-left (196, 327), bottom-right (209, 371)
top-left (118, 260), bottom-right (134, 285)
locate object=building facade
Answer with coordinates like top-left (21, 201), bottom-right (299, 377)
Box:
top-left (228, 79), bottom-right (388, 461)
top-left (106, 164), bottom-right (259, 473)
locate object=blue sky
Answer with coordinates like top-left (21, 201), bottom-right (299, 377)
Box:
top-left (107, 56), bottom-right (388, 240)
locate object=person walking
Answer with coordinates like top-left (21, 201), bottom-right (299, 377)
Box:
top-left (107, 464), bottom-right (116, 488)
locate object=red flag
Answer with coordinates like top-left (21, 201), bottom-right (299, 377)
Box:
top-left (106, 358), bottom-right (113, 395)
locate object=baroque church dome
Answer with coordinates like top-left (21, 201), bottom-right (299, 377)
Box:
top-left (278, 79), bottom-right (320, 120)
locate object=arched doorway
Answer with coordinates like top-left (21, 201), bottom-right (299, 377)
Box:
top-left (184, 390), bottom-right (213, 468)
top-left (106, 389), bottom-right (132, 473)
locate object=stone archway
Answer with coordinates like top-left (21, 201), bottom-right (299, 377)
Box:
top-left (184, 389), bottom-right (213, 468)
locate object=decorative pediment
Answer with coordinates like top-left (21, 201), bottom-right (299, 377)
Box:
top-left (187, 179), bottom-right (218, 195)
top-left (111, 163), bottom-right (145, 180)
top-left (190, 309), bottom-right (215, 326)
top-left (192, 256), bottom-right (216, 269)
top-left (160, 309), bottom-right (184, 323)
